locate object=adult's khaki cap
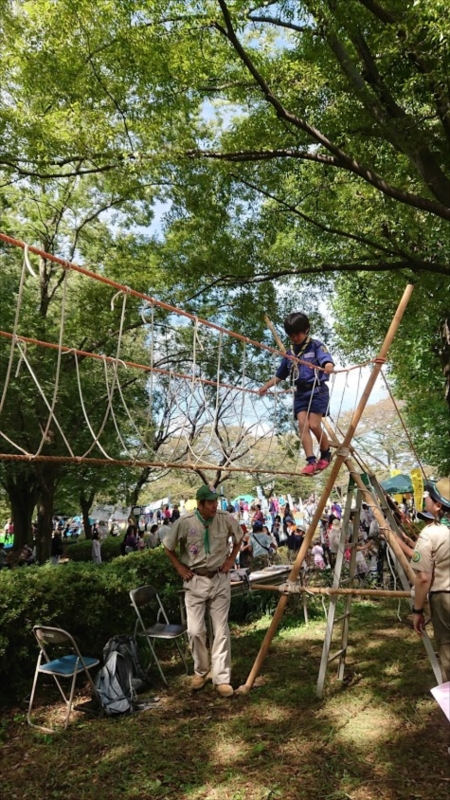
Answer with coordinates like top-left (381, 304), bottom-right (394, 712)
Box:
top-left (425, 479), bottom-right (450, 511)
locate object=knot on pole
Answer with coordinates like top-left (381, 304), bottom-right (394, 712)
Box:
top-left (373, 357), bottom-right (387, 364)
top-left (336, 446), bottom-right (350, 459)
top-left (283, 580), bottom-right (301, 594)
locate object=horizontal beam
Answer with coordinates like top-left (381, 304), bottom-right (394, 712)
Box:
top-left (250, 583), bottom-right (411, 598)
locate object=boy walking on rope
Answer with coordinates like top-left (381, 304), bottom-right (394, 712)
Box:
top-left (258, 312), bottom-right (334, 475)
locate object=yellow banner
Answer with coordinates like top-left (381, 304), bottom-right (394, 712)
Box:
top-left (390, 469), bottom-right (403, 505)
top-left (410, 468), bottom-right (424, 512)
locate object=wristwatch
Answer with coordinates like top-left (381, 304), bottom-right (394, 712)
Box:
top-left (412, 608), bottom-right (424, 614)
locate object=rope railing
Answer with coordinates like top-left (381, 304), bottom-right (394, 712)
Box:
top-left (0, 232), bottom-right (381, 377)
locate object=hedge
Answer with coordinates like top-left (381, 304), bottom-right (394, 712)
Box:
top-left (0, 548), bottom-right (287, 704)
top-left (63, 535), bottom-right (123, 562)
top-left (0, 548), bottom-right (181, 704)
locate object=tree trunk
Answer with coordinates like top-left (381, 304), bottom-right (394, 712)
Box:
top-left (35, 467), bottom-right (57, 563)
top-left (80, 489), bottom-right (95, 540)
top-left (127, 466), bottom-right (151, 507)
top-left (438, 317), bottom-right (450, 406)
top-left (3, 469), bottom-right (39, 552)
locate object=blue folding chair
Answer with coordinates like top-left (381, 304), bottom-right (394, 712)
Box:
top-left (27, 626), bottom-right (101, 732)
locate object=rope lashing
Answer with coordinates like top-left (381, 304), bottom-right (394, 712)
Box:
top-left (336, 446), bottom-right (351, 459)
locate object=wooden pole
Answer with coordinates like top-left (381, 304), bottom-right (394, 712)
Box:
top-left (237, 284), bottom-right (414, 693)
top-left (322, 419), bottom-right (416, 584)
top-left (249, 584), bottom-right (411, 598)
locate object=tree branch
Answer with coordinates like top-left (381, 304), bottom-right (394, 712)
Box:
top-left (248, 14), bottom-right (315, 34)
top-left (234, 174), bottom-right (401, 258)
top-left (357, 0), bottom-right (397, 24)
top-left (215, 0), bottom-right (450, 220)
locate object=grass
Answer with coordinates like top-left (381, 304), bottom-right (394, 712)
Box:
top-left (1, 599), bottom-right (449, 800)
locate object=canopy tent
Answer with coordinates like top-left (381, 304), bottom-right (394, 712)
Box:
top-left (380, 474), bottom-right (413, 495)
top-left (232, 495), bottom-right (254, 505)
top-left (144, 497), bottom-right (169, 512)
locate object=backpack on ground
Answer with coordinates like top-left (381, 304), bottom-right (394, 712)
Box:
top-left (95, 634), bottom-right (153, 716)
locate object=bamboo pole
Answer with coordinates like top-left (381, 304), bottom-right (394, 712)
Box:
top-left (249, 584), bottom-right (411, 598)
top-left (237, 284), bottom-right (414, 694)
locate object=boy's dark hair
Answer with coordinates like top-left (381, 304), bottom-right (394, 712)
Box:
top-left (284, 312), bottom-right (310, 336)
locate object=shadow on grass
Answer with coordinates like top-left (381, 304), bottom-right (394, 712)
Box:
top-left (2, 600), bottom-right (449, 800)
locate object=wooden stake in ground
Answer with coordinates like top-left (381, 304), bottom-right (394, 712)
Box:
top-left (237, 284), bottom-right (414, 694)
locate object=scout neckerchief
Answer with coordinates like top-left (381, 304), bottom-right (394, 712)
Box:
top-left (195, 509), bottom-right (212, 554)
top-left (289, 335), bottom-right (311, 384)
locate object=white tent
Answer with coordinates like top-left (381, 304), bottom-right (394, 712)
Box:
top-left (144, 497), bottom-right (169, 512)
top-left (91, 504), bottom-right (130, 522)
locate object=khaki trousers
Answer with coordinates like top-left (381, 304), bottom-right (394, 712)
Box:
top-left (430, 593), bottom-right (450, 682)
top-left (183, 573), bottom-right (231, 685)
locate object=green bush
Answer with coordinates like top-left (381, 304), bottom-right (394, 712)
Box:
top-left (64, 535), bottom-right (123, 562)
top-left (0, 548), bottom-right (181, 704)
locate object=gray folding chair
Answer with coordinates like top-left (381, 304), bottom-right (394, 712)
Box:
top-left (27, 626), bottom-right (101, 732)
top-left (130, 585), bottom-right (188, 685)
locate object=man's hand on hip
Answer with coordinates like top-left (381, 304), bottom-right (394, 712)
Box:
top-left (178, 565), bottom-right (195, 581)
top-left (220, 556), bottom-right (236, 574)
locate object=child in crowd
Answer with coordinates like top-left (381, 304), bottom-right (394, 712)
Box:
top-left (311, 540), bottom-right (326, 570)
top-left (258, 312), bottom-right (334, 475)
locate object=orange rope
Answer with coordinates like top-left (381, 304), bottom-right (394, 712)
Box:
top-left (0, 329), bottom-right (262, 396)
top-left (0, 232), bottom-right (377, 376)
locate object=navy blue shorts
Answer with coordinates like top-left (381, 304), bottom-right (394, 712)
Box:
top-left (293, 384), bottom-right (330, 418)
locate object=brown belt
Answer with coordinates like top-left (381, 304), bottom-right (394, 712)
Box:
top-left (192, 568), bottom-right (221, 579)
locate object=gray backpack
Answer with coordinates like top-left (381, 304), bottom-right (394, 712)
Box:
top-left (95, 650), bottom-right (134, 716)
top-left (95, 635), bottom-right (153, 716)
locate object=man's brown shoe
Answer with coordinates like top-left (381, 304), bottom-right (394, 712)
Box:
top-left (191, 674), bottom-right (207, 691)
top-left (216, 683), bottom-right (234, 697)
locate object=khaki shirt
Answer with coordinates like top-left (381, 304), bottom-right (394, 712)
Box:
top-left (163, 510), bottom-right (243, 571)
top-left (411, 523), bottom-right (450, 593)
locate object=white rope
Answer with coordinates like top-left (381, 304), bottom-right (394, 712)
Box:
top-left (78, 291), bottom-right (130, 459)
top-left (34, 267), bottom-right (69, 456)
top-left (14, 341), bottom-right (26, 378)
top-left (0, 245), bottom-right (29, 415)
top-left (186, 332), bottom-right (224, 466)
top-left (74, 354), bottom-right (114, 460)
top-left (14, 343), bottom-right (75, 455)
top-left (24, 246), bottom-right (37, 277)
top-left (139, 302), bottom-right (155, 453)
top-left (102, 358), bottom-right (137, 459)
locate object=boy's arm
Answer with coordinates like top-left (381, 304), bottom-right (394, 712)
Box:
top-left (258, 375), bottom-right (281, 396)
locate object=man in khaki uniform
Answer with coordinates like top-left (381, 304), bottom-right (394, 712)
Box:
top-left (164, 484), bottom-right (243, 697)
top-left (411, 478), bottom-right (450, 682)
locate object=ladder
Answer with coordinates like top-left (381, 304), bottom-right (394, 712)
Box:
top-left (316, 480), bottom-right (442, 698)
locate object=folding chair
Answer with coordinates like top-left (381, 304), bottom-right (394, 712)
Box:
top-left (27, 626), bottom-right (101, 732)
top-left (130, 585), bottom-right (188, 685)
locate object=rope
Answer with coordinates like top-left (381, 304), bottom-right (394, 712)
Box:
top-left (34, 268), bottom-right (69, 457)
top-left (0, 232), bottom-right (382, 377)
top-left (380, 371), bottom-right (427, 481)
top-left (74, 354), bottom-right (113, 460)
top-left (0, 329), bottom-right (267, 397)
top-left (15, 344), bottom-right (74, 456)
top-left (336, 447), bottom-right (351, 459)
top-left (0, 246), bottom-right (29, 416)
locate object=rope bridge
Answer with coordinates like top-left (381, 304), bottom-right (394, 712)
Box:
top-left (0, 232), bottom-right (397, 477)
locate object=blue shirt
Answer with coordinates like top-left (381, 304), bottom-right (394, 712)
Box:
top-left (276, 338), bottom-right (334, 387)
